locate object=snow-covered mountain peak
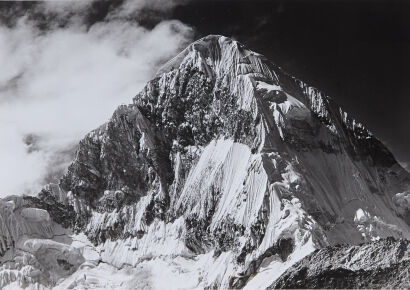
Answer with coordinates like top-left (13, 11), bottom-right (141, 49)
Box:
top-left (0, 35), bottom-right (409, 289)
top-left (157, 34), bottom-right (263, 75)
top-left (156, 35), bottom-right (280, 112)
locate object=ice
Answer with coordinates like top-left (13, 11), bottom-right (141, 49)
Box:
top-left (20, 208), bottom-right (50, 223)
top-left (355, 208), bottom-right (369, 223)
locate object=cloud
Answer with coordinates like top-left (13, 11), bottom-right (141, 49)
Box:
top-left (0, 0), bottom-right (194, 196)
top-left (107, 0), bottom-right (189, 19)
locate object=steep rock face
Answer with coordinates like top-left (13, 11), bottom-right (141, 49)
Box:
top-left (271, 238), bottom-right (410, 289)
top-left (0, 35), bottom-right (409, 289)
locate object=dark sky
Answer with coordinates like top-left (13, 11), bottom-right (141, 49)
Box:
top-left (172, 0), bottom-right (410, 165)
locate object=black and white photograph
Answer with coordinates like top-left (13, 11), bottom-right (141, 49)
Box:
top-left (0, 0), bottom-right (408, 288)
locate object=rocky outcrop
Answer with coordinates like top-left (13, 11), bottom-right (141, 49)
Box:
top-left (271, 238), bottom-right (410, 289)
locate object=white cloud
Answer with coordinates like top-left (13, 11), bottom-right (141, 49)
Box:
top-left (0, 1), bottom-right (193, 196)
top-left (107, 0), bottom-right (189, 19)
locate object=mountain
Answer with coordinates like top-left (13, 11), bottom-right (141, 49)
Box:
top-left (0, 35), bottom-right (409, 289)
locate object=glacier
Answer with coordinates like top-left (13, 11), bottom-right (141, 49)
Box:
top-left (0, 35), bottom-right (409, 289)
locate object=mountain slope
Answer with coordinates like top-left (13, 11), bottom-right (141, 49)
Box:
top-left (271, 237), bottom-right (410, 289)
top-left (0, 35), bottom-right (409, 289)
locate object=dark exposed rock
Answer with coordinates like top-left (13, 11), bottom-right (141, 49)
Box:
top-left (57, 258), bottom-right (74, 271)
top-left (271, 238), bottom-right (410, 289)
top-left (23, 190), bottom-right (76, 229)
